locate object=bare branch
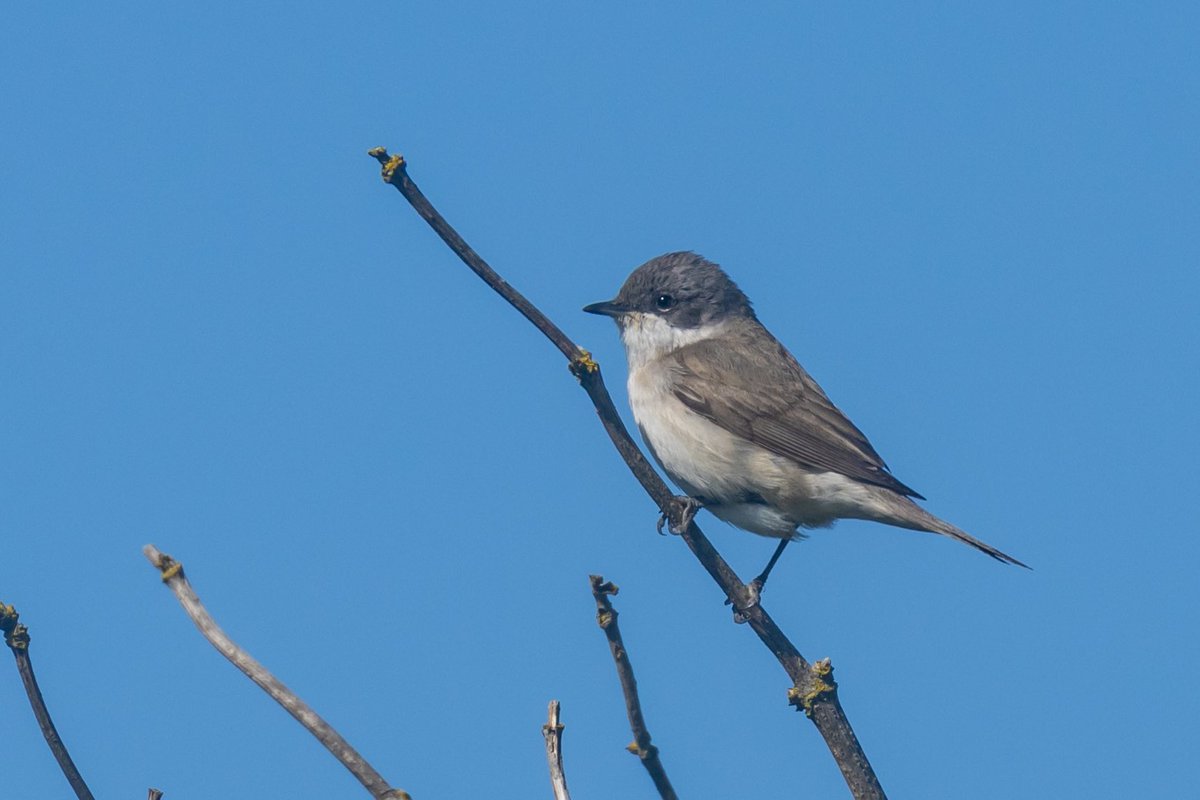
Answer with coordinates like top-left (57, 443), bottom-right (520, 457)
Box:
top-left (0, 602), bottom-right (96, 800)
top-left (368, 148), bottom-right (886, 799)
top-left (542, 701), bottom-right (572, 800)
top-left (141, 545), bottom-right (411, 800)
top-left (589, 577), bottom-right (678, 800)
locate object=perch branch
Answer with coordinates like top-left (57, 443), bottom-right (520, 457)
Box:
top-left (589, 577), bottom-right (678, 800)
top-left (0, 602), bottom-right (96, 800)
top-left (542, 700), bottom-right (572, 800)
top-left (141, 546), bottom-right (411, 800)
top-left (368, 148), bottom-right (885, 799)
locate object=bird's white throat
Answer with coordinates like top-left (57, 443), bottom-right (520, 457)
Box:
top-left (617, 312), bottom-right (730, 371)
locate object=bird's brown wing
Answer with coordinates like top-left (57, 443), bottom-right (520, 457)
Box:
top-left (667, 331), bottom-right (924, 499)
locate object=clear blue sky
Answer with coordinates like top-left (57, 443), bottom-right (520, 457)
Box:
top-left (2, 3), bottom-right (1196, 798)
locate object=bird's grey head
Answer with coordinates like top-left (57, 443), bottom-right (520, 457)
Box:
top-left (583, 252), bottom-right (757, 368)
top-left (583, 251), bottom-right (755, 331)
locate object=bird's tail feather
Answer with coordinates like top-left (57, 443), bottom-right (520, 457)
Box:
top-left (926, 517), bottom-right (1030, 568)
top-left (880, 495), bottom-right (1030, 569)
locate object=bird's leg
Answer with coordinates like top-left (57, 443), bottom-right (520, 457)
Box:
top-left (657, 495), bottom-right (703, 535)
top-left (726, 539), bottom-right (790, 623)
top-left (750, 539), bottom-right (790, 596)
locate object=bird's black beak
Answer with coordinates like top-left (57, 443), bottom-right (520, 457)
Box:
top-left (583, 299), bottom-right (625, 318)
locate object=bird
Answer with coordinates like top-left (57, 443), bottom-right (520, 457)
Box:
top-left (583, 251), bottom-right (1027, 594)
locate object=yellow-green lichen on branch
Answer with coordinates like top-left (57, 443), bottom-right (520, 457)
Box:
top-left (382, 153), bottom-right (405, 182)
top-left (626, 740), bottom-right (659, 759)
top-left (1, 604), bottom-right (30, 651)
top-left (570, 348), bottom-right (600, 378)
top-left (788, 657), bottom-right (837, 717)
top-left (0, 601), bottom-right (17, 629)
top-left (366, 147), bottom-right (407, 184)
top-left (159, 559), bottom-right (183, 582)
top-left (0, 602), bottom-right (28, 650)
top-left (6, 623), bottom-right (30, 650)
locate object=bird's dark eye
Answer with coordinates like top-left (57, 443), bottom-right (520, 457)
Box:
top-left (655, 293), bottom-right (676, 310)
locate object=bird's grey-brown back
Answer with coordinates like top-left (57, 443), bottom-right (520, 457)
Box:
top-left (583, 251), bottom-right (1027, 568)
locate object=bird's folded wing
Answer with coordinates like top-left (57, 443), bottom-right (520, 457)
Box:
top-left (668, 335), bottom-right (924, 499)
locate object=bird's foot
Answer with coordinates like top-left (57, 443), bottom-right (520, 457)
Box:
top-left (657, 495), bottom-right (702, 536)
top-left (725, 579), bottom-right (762, 625)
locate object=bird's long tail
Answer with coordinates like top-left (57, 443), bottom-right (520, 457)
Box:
top-left (879, 494), bottom-right (1030, 568)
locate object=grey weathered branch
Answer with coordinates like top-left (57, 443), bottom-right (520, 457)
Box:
top-left (589, 577), bottom-right (677, 800)
top-left (0, 601), bottom-right (96, 800)
top-left (141, 545), bottom-right (411, 800)
top-left (367, 147), bottom-right (886, 799)
top-left (542, 701), bottom-right (572, 800)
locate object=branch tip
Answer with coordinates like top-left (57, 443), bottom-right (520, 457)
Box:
top-left (142, 545), bottom-right (184, 582)
top-left (543, 699), bottom-right (564, 735)
top-left (588, 575), bottom-right (618, 596)
top-left (367, 147), bottom-right (406, 183)
top-left (0, 602), bottom-right (18, 631)
top-left (543, 700), bottom-right (572, 800)
top-left (0, 603), bottom-right (30, 651)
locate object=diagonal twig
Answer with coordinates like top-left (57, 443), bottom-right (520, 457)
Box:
top-left (0, 601), bottom-right (96, 800)
top-left (367, 147), bottom-right (885, 799)
top-left (541, 700), bottom-right (572, 800)
top-left (589, 576), bottom-right (677, 800)
top-left (141, 545), bottom-right (411, 800)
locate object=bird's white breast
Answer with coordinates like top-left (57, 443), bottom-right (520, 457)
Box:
top-left (619, 312), bottom-right (896, 537)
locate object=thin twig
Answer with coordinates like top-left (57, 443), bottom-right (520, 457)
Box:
top-left (368, 147), bottom-right (886, 799)
top-left (542, 701), bottom-right (572, 800)
top-left (589, 577), bottom-right (678, 800)
top-left (0, 602), bottom-right (96, 800)
top-left (141, 546), bottom-right (411, 800)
